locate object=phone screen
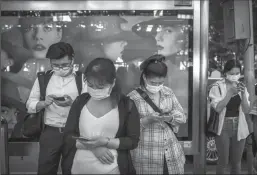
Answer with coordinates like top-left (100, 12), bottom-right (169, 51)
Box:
top-left (54, 97), bottom-right (65, 101)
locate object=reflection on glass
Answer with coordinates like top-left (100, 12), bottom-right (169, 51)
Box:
top-left (1, 10), bottom-right (193, 140)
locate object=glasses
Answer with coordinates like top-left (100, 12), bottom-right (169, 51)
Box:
top-left (51, 63), bottom-right (72, 71)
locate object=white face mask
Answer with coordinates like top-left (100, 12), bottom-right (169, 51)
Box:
top-left (146, 83), bottom-right (163, 94)
top-left (87, 86), bottom-right (111, 100)
top-left (54, 68), bottom-right (71, 77)
top-left (226, 74), bottom-right (240, 82)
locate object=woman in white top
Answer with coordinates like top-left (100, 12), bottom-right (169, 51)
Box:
top-left (209, 59), bottom-right (250, 174)
top-left (64, 58), bottom-right (140, 174)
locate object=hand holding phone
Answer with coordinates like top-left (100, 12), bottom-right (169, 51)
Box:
top-left (54, 97), bottom-right (66, 101)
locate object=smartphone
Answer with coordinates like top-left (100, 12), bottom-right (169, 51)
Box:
top-left (54, 97), bottom-right (65, 101)
top-left (72, 136), bottom-right (91, 141)
top-left (160, 112), bottom-right (170, 116)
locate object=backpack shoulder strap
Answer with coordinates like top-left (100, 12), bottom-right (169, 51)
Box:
top-left (37, 70), bottom-right (53, 101)
top-left (136, 88), bottom-right (162, 113)
top-left (75, 71), bottom-right (83, 95)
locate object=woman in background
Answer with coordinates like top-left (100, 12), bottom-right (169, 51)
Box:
top-left (209, 59), bottom-right (250, 174)
top-left (128, 54), bottom-right (187, 174)
top-left (64, 58), bottom-right (140, 174)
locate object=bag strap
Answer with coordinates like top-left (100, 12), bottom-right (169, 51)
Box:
top-left (75, 71), bottom-right (83, 95)
top-left (136, 88), bottom-right (162, 113)
top-left (37, 70), bottom-right (53, 101)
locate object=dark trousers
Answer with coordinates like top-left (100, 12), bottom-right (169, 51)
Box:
top-left (37, 125), bottom-right (76, 175)
top-left (215, 118), bottom-right (246, 174)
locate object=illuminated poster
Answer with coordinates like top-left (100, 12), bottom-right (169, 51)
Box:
top-left (1, 11), bottom-right (193, 139)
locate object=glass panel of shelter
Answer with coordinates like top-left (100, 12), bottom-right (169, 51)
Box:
top-left (1, 10), bottom-right (193, 140)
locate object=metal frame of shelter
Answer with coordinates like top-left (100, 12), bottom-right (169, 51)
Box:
top-left (0, 0), bottom-right (209, 174)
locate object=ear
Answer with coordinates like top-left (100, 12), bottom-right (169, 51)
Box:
top-left (112, 79), bottom-right (116, 88)
top-left (142, 74), bottom-right (148, 83)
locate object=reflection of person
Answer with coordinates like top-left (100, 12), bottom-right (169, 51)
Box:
top-left (209, 59), bottom-right (250, 174)
top-left (64, 58), bottom-right (140, 174)
top-left (128, 55), bottom-right (186, 174)
top-left (26, 42), bottom-right (87, 175)
top-left (132, 17), bottom-right (190, 137)
top-left (1, 49), bottom-right (14, 71)
top-left (73, 16), bottom-right (138, 66)
top-left (19, 17), bottom-right (63, 59)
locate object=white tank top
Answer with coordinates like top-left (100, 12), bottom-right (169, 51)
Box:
top-left (71, 105), bottom-right (120, 174)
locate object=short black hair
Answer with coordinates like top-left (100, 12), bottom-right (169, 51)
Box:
top-left (46, 42), bottom-right (74, 60)
top-left (223, 59), bottom-right (242, 74)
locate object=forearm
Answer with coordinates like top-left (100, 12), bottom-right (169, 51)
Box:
top-left (76, 140), bottom-right (91, 150)
top-left (241, 93), bottom-right (250, 113)
top-left (164, 113), bottom-right (186, 125)
top-left (105, 138), bottom-right (120, 149)
top-left (215, 92), bottom-right (233, 113)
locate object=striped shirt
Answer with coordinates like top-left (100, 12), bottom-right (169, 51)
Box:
top-left (128, 86), bottom-right (187, 174)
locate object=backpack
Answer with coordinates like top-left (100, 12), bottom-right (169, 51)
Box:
top-left (22, 70), bottom-right (83, 139)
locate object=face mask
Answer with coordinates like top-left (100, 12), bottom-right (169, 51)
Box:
top-left (87, 86), bottom-right (111, 100)
top-left (146, 83), bottom-right (163, 94)
top-left (226, 74), bottom-right (240, 82)
top-left (54, 68), bottom-right (72, 77)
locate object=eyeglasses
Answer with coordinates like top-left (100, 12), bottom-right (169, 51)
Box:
top-left (51, 63), bottom-right (72, 71)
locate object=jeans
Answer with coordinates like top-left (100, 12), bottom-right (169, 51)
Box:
top-left (215, 117), bottom-right (246, 174)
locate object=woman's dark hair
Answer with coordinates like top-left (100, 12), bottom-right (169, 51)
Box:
top-left (84, 57), bottom-right (121, 103)
top-left (139, 54), bottom-right (167, 87)
top-left (223, 59), bottom-right (242, 74)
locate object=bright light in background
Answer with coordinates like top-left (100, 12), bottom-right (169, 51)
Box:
top-left (40, 66), bottom-right (45, 72)
top-left (53, 15), bottom-right (71, 22)
top-left (116, 57), bottom-right (124, 63)
top-left (6, 66), bottom-right (10, 72)
top-left (180, 62), bottom-right (187, 70)
top-left (156, 26), bottom-right (162, 32)
top-left (137, 61), bottom-right (143, 67)
top-left (146, 25), bottom-right (153, 32)
top-left (154, 10), bottom-right (163, 17)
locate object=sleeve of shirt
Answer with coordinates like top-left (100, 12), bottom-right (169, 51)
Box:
top-left (127, 91), bottom-right (146, 132)
top-left (26, 78), bottom-right (40, 113)
top-left (166, 93), bottom-right (187, 125)
top-left (209, 85), bottom-right (223, 109)
top-left (118, 99), bottom-right (140, 150)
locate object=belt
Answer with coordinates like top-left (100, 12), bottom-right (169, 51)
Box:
top-left (45, 125), bottom-right (65, 133)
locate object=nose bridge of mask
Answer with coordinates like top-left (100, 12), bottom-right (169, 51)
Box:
top-left (88, 86), bottom-right (111, 98)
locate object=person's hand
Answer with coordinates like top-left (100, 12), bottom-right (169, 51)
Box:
top-left (141, 113), bottom-right (161, 126)
top-left (44, 95), bottom-right (55, 106)
top-left (79, 136), bottom-right (108, 149)
top-left (227, 84), bottom-right (239, 96)
top-left (54, 95), bottom-right (73, 107)
top-left (91, 147), bottom-right (114, 164)
top-left (237, 82), bottom-right (246, 94)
